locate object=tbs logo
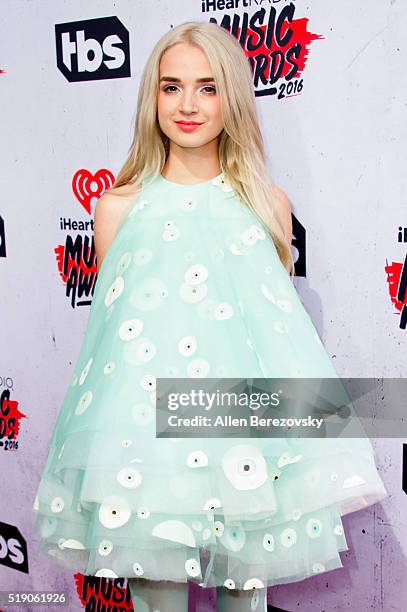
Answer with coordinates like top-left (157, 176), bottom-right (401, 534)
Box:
top-left (55, 16), bottom-right (130, 82)
top-left (0, 521), bottom-right (28, 574)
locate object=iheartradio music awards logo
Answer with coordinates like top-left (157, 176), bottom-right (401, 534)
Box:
top-left (55, 169), bottom-right (114, 308)
top-left (74, 574), bottom-right (135, 611)
top-left (385, 227), bottom-right (407, 330)
top-left (206, 0), bottom-right (324, 98)
top-left (0, 381), bottom-right (27, 453)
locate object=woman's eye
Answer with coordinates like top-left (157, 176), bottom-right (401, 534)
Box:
top-left (202, 86), bottom-right (216, 94)
top-left (162, 85), bottom-right (216, 95)
top-left (163, 85), bottom-right (178, 93)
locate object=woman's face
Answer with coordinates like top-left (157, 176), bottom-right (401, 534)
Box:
top-left (157, 42), bottom-right (223, 149)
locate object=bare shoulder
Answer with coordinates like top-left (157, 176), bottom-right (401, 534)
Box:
top-left (95, 182), bottom-right (142, 216)
top-left (272, 183), bottom-right (291, 210)
top-left (94, 182), bottom-right (142, 268)
top-left (272, 183), bottom-right (292, 242)
top-left (103, 182), bottom-right (142, 198)
top-left (98, 182), bottom-right (142, 205)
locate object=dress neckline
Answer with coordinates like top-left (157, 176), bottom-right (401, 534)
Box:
top-left (158, 171), bottom-right (224, 187)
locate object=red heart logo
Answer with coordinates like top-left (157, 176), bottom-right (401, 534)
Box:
top-left (72, 169), bottom-right (115, 215)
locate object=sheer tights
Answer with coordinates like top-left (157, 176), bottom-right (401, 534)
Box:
top-left (216, 586), bottom-right (268, 612)
top-left (128, 578), bottom-right (189, 612)
top-left (128, 578), bottom-right (268, 612)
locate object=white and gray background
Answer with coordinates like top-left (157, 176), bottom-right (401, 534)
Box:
top-left (0, 1), bottom-right (406, 611)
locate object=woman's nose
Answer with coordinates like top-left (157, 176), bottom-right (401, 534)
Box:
top-left (178, 92), bottom-right (198, 112)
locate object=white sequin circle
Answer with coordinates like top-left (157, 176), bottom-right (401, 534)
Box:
top-left (119, 319), bottom-right (143, 341)
top-left (178, 335), bottom-right (198, 356)
top-left (98, 540), bottom-right (113, 556)
top-left (133, 562), bottom-right (144, 576)
top-left (105, 276), bottom-right (124, 307)
top-left (221, 444), bottom-right (268, 490)
top-left (50, 497), bottom-right (64, 513)
top-left (263, 533), bottom-right (274, 552)
top-left (187, 358), bottom-right (210, 378)
top-left (186, 450), bottom-right (209, 468)
top-left (180, 282), bottom-right (208, 303)
top-left (99, 495), bottom-right (131, 528)
top-left (185, 558), bottom-right (201, 577)
top-left (116, 467), bottom-right (143, 489)
top-left (280, 528), bottom-right (297, 547)
top-left (75, 390), bottom-right (93, 415)
top-left (184, 264), bottom-right (208, 285)
top-left (79, 357), bottom-right (93, 385)
top-left (213, 303), bottom-right (234, 320)
top-left (140, 374), bottom-right (156, 391)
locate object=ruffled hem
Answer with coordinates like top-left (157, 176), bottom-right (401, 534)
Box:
top-left (34, 501), bottom-right (351, 589)
top-left (33, 430), bottom-right (387, 589)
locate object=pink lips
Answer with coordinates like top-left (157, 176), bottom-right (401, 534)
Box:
top-left (175, 121), bottom-right (203, 132)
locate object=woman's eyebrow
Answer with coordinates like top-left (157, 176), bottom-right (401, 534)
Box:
top-left (159, 76), bottom-right (216, 83)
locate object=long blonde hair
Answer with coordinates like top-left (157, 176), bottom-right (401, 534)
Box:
top-left (109, 20), bottom-right (294, 277)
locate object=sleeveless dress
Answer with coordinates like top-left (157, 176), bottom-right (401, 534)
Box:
top-left (32, 171), bottom-right (387, 590)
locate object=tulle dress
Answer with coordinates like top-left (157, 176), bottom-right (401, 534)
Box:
top-left (32, 171), bottom-right (387, 591)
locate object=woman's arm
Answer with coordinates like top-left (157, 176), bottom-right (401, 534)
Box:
top-left (273, 184), bottom-right (293, 245)
top-left (94, 188), bottom-right (140, 268)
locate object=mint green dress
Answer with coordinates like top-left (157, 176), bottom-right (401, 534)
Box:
top-left (33, 171), bottom-right (387, 590)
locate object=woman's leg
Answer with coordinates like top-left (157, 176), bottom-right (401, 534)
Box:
top-left (216, 585), bottom-right (268, 612)
top-left (128, 577), bottom-right (189, 612)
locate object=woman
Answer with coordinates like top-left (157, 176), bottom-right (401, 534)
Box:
top-left (33, 21), bottom-right (387, 612)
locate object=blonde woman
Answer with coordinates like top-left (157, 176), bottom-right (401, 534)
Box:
top-left (33, 20), bottom-right (387, 612)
